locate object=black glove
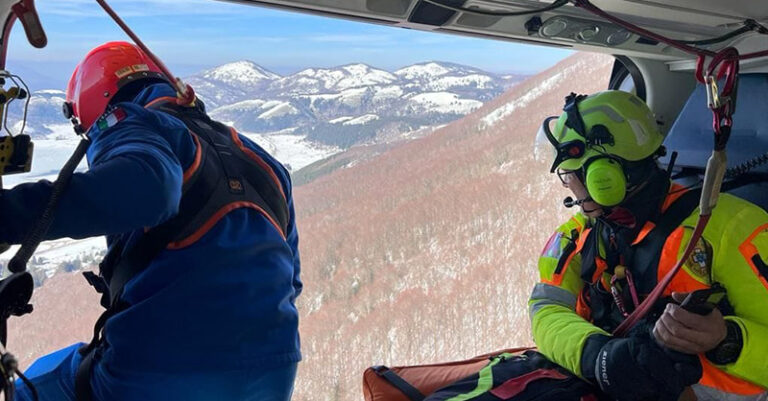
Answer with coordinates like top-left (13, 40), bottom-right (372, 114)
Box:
top-left (581, 334), bottom-right (702, 401)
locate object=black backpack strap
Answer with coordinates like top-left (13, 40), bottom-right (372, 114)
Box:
top-left (652, 188), bottom-right (702, 235)
top-left (372, 366), bottom-right (426, 401)
top-left (631, 188), bottom-right (702, 275)
top-left (75, 345), bottom-right (96, 401)
top-left (104, 153), bottom-right (218, 303)
top-left (150, 102), bottom-right (290, 237)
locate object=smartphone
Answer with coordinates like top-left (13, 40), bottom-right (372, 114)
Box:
top-left (680, 284), bottom-right (726, 315)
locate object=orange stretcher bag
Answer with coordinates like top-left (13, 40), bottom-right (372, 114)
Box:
top-left (362, 347), bottom-right (534, 401)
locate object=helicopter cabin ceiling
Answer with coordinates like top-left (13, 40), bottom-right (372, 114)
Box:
top-left (219, 0), bottom-right (768, 63)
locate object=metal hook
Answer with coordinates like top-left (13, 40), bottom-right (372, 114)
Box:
top-left (705, 75), bottom-right (720, 110)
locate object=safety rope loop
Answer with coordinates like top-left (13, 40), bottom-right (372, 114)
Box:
top-left (174, 82), bottom-right (196, 107)
top-left (709, 48), bottom-right (740, 94)
top-left (695, 55), bottom-right (707, 83)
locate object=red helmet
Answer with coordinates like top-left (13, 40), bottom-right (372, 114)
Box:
top-left (65, 41), bottom-right (167, 131)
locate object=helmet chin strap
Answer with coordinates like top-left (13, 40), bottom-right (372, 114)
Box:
top-left (602, 206), bottom-right (636, 227)
top-left (596, 166), bottom-right (668, 228)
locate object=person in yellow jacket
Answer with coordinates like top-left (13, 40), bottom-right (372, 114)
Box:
top-left (531, 90), bottom-right (768, 401)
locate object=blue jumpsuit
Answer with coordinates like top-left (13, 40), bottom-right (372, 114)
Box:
top-left (0, 83), bottom-right (302, 401)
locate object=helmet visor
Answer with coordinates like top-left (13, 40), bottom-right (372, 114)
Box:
top-left (535, 116), bottom-right (586, 173)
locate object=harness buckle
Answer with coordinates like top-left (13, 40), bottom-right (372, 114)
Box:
top-left (82, 271), bottom-right (111, 309)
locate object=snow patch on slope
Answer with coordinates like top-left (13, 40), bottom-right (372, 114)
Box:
top-left (242, 132), bottom-right (340, 171)
top-left (372, 85), bottom-right (404, 102)
top-left (306, 87), bottom-right (369, 108)
top-left (481, 72), bottom-right (564, 127)
top-left (329, 116), bottom-right (354, 124)
top-left (409, 92), bottom-right (483, 114)
top-left (429, 75), bottom-right (494, 91)
top-left (343, 114), bottom-right (379, 125)
top-left (258, 102), bottom-right (299, 119)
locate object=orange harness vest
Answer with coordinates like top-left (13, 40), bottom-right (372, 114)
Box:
top-left (573, 188), bottom-right (765, 396)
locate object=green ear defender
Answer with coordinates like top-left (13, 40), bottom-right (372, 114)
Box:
top-left (585, 158), bottom-right (626, 207)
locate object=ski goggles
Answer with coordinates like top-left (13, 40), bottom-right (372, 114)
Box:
top-left (535, 115), bottom-right (586, 173)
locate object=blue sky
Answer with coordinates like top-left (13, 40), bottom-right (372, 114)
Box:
top-left (6, 0), bottom-right (572, 89)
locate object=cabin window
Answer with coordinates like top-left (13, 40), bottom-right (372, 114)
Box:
top-left (609, 56), bottom-right (646, 100)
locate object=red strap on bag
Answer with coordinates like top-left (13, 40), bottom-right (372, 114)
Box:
top-left (489, 369), bottom-right (568, 399)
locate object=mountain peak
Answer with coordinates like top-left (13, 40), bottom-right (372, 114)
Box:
top-left (394, 61), bottom-right (469, 80)
top-left (341, 63), bottom-right (372, 74)
top-left (203, 60), bottom-right (281, 84)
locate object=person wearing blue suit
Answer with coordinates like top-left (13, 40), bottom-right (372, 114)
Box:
top-left (0, 42), bottom-right (301, 401)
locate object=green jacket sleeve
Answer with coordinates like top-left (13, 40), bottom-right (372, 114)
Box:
top-left (529, 215), bottom-right (609, 377)
top-left (707, 195), bottom-right (768, 386)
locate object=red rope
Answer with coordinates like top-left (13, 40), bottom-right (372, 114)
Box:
top-left (95, 0), bottom-right (195, 106)
top-left (573, 1), bottom-right (742, 134)
top-left (613, 214), bottom-right (710, 336)
top-left (572, 0), bottom-right (767, 61)
top-left (571, 0), bottom-right (715, 57)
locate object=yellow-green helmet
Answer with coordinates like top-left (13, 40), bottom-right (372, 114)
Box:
top-left (537, 91), bottom-right (665, 207)
top-left (542, 90), bottom-right (664, 172)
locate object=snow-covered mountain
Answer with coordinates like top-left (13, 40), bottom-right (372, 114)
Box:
top-left (185, 61), bottom-right (280, 109)
top-left (270, 64), bottom-right (398, 95)
top-left (5, 61), bottom-right (527, 173)
top-left (205, 61), bottom-right (518, 148)
top-left (395, 61), bottom-right (500, 100)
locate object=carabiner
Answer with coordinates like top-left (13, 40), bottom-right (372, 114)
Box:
top-left (705, 75), bottom-right (720, 110)
top-left (609, 265), bottom-right (641, 317)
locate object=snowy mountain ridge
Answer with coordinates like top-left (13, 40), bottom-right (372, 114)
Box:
top-left (8, 61), bottom-right (528, 179)
top-left (394, 61), bottom-right (479, 79)
top-left (272, 63), bottom-right (399, 95)
top-left (200, 60), bottom-right (524, 148)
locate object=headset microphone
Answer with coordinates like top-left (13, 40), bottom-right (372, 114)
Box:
top-left (563, 196), bottom-right (590, 208)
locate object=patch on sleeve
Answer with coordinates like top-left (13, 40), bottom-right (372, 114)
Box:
top-left (684, 236), bottom-right (712, 283)
top-left (541, 231), bottom-right (564, 259)
top-left (96, 107), bottom-right (127, 131)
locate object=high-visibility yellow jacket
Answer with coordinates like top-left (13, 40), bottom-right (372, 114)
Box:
top-left (530, 187), bottom-right (768, 398)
